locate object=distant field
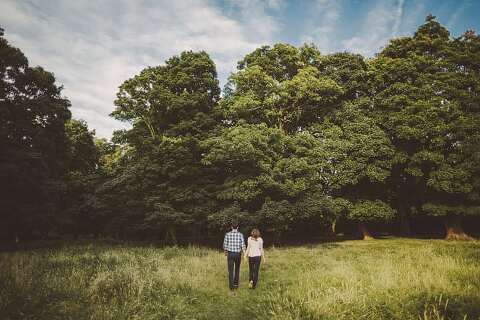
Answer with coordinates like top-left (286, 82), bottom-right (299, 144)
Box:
top-left (1, 238), bottom-right (479, 320)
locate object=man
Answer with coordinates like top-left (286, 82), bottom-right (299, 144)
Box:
top-left (223, 221), bottom-right (246, 290)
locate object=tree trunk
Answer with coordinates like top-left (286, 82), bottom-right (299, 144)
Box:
top-left (398, 203), bottom-right (411, 236)
top-left (274, 231), bottom-right (282, 246)
top-left (444, 216), bottom-right (473, 240)
top-left (329, 219), bottom-right (337, 238)
top-left (192, 226), bottom-right (199, 244)
top-left (358, 222), bottom-right (374, 240)
top-left (165, 226), bottom-right (177, 245)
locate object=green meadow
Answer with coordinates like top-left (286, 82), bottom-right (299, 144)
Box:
top-left (1, 238), bottom-right (479, 320)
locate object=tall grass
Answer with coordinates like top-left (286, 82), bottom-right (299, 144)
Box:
top-left (0, 239), bottom-right (479, 319)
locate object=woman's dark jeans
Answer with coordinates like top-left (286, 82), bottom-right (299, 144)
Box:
top-left (227, 251), bottom-right (241, 289)
top-left (248, 256), bottom-right (261, 288)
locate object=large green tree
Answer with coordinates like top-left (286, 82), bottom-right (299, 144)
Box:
top-left (60, 119), bottom-right (100, 237)
top-left (3, 16), bottom-right (479, 243)
top-left (310, 102), bottom-right (396, 239)
top-left (209, 44), bottom-right (395, 239)
top-left (201, 123), bottom-right (334, 239)
top-left (370, 16), bottom-right (480, 239)
top-left (0, 28), bottom-right (71, 243)
top-left (103, 51), bottom-right (221, 243)
top-left (223, 43), bottom-right (344, 133)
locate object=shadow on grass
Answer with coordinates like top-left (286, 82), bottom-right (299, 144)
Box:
top-left (1, 234), bottom-right (358, 252)
top-left (4, 233), bottom-right (476, 253)
top-left (402, 292), bottom-right (480, 320)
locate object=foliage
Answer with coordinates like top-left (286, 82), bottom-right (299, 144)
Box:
top-left (370, 15), bottom-right (480, 235)
top-left (90, 51), bottom-right (222, 241)
top-left (111, 50), bottom-right (220, 139)
top-left (0, 29), bottom-right (71, 242)
top-left (348, 199), bottom-right (396, 222)
top-left (223, 44), bottom-right (344, 132)
top-left (1, 16), bottom-right (479, 241)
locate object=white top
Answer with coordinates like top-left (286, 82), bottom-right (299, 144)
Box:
top-left (246, 236), bottom-right (263, 257)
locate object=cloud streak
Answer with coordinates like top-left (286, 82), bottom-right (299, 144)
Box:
top-left (392, 0), bottom-right (406, 36)
top-left (446, 0), bottom-right (471, 30)
top-left (341, 0), bottom-right (407, 56)
top-left (0, 0), bottom-right (282, 138)
top-left (302, 0), bottom-right (343, 53)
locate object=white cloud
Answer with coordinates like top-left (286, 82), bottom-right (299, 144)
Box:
top-left (301, 0), bottom-right (343, 53)
top-left (447, 0), bottom-right (470, 30)
top-left (341, 0), bottom-right (406, 56)
top-left (402, 0), bottom-right (426, 32)
top-left (392, 0), bottom-right (405, 35)
top-left (0, 0), bottom-right (282, 138)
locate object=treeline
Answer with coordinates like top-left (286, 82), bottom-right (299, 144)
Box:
top-left (1, 16), bottom-right (480, 245)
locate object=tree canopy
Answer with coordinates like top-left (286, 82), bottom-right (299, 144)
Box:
top-left (1, 16), bottom-right (479, 244)
top-left (0, 30), bottom-right (71, 241)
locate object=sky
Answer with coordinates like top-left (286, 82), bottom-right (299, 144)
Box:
top-left (1, 0), bottom-right (479, 138)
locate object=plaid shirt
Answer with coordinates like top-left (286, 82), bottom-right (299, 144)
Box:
top-left (223, 229), bottom-right (246, 252)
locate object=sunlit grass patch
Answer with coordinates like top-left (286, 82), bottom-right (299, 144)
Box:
top-left (0, 239), bottom-right (479, 319)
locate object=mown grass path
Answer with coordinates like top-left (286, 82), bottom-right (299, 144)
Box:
top-left (1, 238), bottom-right (479, 319)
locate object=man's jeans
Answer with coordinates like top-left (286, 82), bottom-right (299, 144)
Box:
top-left (248, 256), bottom-right (261, 288)
top-left (227, 251), bottom-right (241, 289)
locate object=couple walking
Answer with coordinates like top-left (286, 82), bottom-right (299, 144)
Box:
top-left (223, 221), bottom-right (266, 290)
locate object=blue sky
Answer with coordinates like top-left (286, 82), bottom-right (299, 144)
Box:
top-left (1, 0), bottom-right (479, 138)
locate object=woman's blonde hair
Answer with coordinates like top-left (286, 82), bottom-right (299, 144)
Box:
top-left (251, 228), bottom-right (261, 239)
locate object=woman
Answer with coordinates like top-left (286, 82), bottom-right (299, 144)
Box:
top-left (245, 228), bottom-right (265, 289)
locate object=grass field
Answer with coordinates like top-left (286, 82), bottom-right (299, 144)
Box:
top-left (1, 238), bottom-right (479, 320)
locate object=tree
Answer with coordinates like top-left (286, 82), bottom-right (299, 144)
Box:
top-left (222, 44), bottom-right (344, 133)
top-left (112, 51), bottom-right (220, 139)
top-left (314, 52), bottom-right (371, 100)
top-left (257, 198), bottom-right (296, 243)
top-left (102, 51), bottom-right (222, 242)
top-left (65, 119), bottom-right (98, 173)
top-left (207, 203), bottom-right (253, 232)
top-left (349, 200), bottom-right (396, 240)
top-left (0, 29), bottom-right (71, 242)
top-left (94, 137), bottom-right (122, 175)
top-left (370, 16), bottom-right (480, 239)
top-left (3, 17), bottom-right (479, 243)
top-left (201, 123), bottom-right (293, 206)
top-left (311, 102), bottom-right (396, 239)
top-left (237, 43), bottom-right (302, 82)
top-left (140, 200), bottom-right (193, 244)
top-left (201, 121), bottom-right (333, 235)
top-left (60, 119), bottom-right (99, 237)
top-left (218, 44), bottom-right (395, 239)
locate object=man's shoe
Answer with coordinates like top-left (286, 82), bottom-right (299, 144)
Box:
top-left (248, 280), bottom-right (253, 289)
